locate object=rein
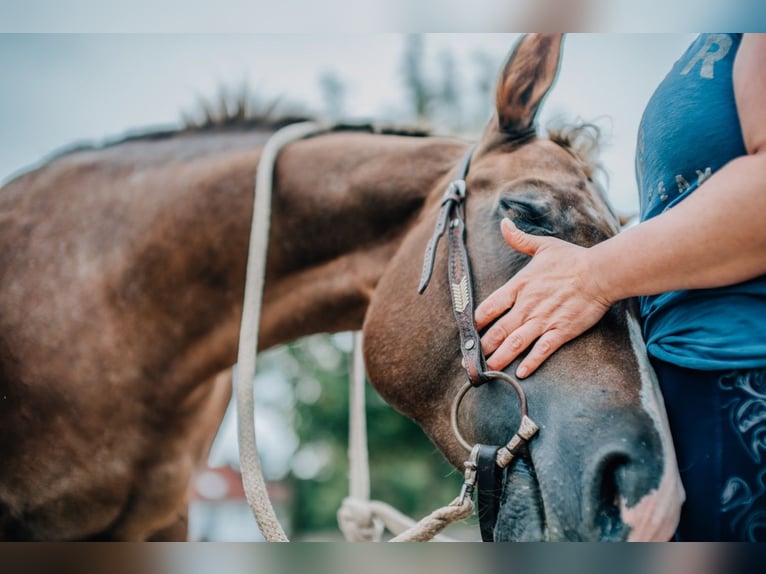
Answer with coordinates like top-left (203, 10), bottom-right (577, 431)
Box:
top-left (417, 146), bottom-right (540, 541)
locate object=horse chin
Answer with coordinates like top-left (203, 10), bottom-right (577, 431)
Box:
top-left (493, 456), bottom-right (548, 541)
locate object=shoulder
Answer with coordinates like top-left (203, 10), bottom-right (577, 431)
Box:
top-left (734, 34), bottom-right (766, 154)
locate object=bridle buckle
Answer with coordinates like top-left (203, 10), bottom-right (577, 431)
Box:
top-left (451, 179), bottom-right (466, 199)
top-left (442, 179), bottom-right (467, 204)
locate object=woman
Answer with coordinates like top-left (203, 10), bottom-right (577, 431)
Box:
top-left (475, 33), bottom-right (766, 541)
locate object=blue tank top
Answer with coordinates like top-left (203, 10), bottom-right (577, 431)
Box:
top-left (636, 33), bottom-right (766, 370)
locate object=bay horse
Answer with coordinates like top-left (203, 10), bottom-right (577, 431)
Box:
top-left (0, 34), bottom-right (683, 541)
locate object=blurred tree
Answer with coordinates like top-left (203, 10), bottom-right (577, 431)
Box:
top-left (400, 35), bottom-right (496, 134)
top-left (437, 50), bottom-right (462, 129)
top-left (402, 34), bottom-right (432, 121)
top-left (471, 50), bottom-right (497, 128)
top-left (283, 334), bottom-right (463, 537)
top-left (319, 70), bottom-right (346, 120)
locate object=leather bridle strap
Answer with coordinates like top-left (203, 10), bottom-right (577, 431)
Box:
top-left (420, 145), bottom-right (540, 541)
top-left (417, 146), bottom-right (472, 294)
top-left (417, 145), bottom-right (501, 537)
top-left (476, 445), bottom-right (503, 542)
top-left (418, 145), bottom-right (487, 386)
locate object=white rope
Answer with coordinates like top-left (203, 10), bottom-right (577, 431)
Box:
top-left (390, 496), bottom-right (474, 542)
top-left (338, 497), bottom-right (464, 542)
top-left (337, 332), bottom-right (466, 542)
top-left (337, 331), bottom-right (387, 541)
top-left (236, 121), bottom-right (330, 542)
top-left (348, 332), bottom-right (370, 502)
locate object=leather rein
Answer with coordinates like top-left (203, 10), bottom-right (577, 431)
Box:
top-left (418, 146), bottom-right (540, 541)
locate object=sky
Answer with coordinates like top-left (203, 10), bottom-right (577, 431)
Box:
top-left (0, 1), bottom-right (751, 32)
top-left (0, 34), bottom-right (695, 213)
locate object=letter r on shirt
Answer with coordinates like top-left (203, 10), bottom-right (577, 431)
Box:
top-left (681, 34), bottom-right (733, 79)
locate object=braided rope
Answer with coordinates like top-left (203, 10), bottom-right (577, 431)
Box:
top-left (390, 496), bottom-right (474, 542)
top-left (236, 121), bottom-right (330, 541)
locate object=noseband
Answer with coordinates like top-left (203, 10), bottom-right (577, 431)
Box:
top-left (418, 146), bottom-right (539, 541)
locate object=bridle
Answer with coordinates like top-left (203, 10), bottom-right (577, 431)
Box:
top-left (418, 145), bottom-right (540, 541)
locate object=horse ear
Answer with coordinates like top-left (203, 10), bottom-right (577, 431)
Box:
top-left (493, 33), bottom-right (564, 136)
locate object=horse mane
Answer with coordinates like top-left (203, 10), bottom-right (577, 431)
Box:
top-left (49, 98), bottom-right (313, 160)
top-left (49, 91), bottom-right (434, 162)
top-left (182, 89), bottom-right (434, 138)
top-left (52, 91), bottom-right (602, 169)
top-left (180, 91), bottom-right (312, 133)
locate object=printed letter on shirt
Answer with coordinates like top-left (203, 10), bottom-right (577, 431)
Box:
top-left (681, 34), bottom-right (732, 79)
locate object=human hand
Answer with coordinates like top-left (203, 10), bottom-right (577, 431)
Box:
top-left (475, 218), bottom-right (612, 378)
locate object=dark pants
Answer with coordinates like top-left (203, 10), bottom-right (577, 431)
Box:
top-left (651, 357), bottom-right (766, 541)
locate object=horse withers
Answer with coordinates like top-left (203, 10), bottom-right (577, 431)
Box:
top-left (0, 34), bottom-right (683, 540)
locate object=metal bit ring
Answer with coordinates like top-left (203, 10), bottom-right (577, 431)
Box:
top-left (450, 370), bottom-right (540, 467)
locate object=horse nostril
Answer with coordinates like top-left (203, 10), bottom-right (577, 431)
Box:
top-left (590, 453), bottom-right (632, 541)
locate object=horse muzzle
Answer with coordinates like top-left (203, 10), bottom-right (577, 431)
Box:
top-left (492, 408), bottom-right (681, 541)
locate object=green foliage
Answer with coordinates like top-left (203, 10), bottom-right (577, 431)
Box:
top-left (283, 334), bottom-right (463, 536)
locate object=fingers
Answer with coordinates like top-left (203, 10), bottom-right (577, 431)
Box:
top-left (484, 320), bottom-right (542, 372)
top-left (475, 219), bottom-right (548, 330)
top-left (501, 218), bottom-right (543, 256)
top-left (484, 325), bottom-right (569, 379)
top-left (474, 280), bottom-right (516, 331)
top-left (475, 218), bottom-right (573, 378)
top-left (480, 307), bottom-right (521, 356)
top-left (515, 330), bottom-right (568, 378)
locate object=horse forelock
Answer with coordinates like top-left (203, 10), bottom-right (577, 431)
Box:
top-left (542, 121), bottom-right (621, 237)
top-left (545, 121), bottom-right (603, 181)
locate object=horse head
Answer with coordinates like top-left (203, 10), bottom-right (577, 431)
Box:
top-left (363, 34), bottom-right (684, 541)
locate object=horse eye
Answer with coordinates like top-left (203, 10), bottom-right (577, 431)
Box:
top-left (498, 197), bottom-right (554, 235)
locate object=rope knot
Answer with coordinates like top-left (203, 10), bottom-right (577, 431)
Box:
top-left (337, 497), bottom-right (385, 542)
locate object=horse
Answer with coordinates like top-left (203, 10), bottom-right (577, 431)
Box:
top-left (0, 33), bottom-right (683, 541)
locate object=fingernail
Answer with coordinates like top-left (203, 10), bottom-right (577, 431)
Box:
top-left (516, 366), bottom-right (528, 378)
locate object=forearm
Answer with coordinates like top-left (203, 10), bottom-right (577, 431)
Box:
top-left (590, 152), bottom-right (766, 302)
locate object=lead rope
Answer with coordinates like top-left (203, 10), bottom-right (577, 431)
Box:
top-left (238, 121), bottom-right (475, 542)
top-left (236, 121), bottom-right (331, 542)
top-left (337, 333), bottom-right (467, 542)
top-left (337, 331), bottom-right (384, 542)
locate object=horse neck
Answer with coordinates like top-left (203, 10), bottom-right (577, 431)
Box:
top-left (0, 129), bottom-right (466, 422)
top-left (256, 131), bottom-right (465, 348)
top-left (137, 128), bottom-right (466, 385)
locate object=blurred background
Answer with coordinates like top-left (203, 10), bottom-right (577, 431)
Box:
top-left (0, 33), bottom-right (696, 541)
top-left (0, 1), bottom-right (755, 32)
top-left (0, 34), bottom-right (696, 213)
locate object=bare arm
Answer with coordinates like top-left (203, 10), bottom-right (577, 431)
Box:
top-left (475, 33), bottom-right (766, 378)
